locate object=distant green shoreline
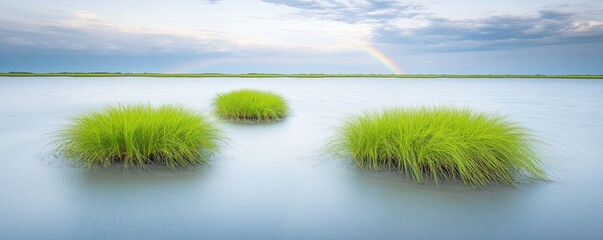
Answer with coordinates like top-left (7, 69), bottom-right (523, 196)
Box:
top-left (1, 72), bottom-right (602, 79)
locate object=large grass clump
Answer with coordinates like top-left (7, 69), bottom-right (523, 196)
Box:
top-left (54, 104), bottom-right (224, 169)
top-left (214, 89), bottom-right (288, 121)
top-left (329, 107), bottom-right (545, 187)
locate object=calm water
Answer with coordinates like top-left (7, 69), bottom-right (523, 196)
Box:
top-left (0, 77), bottom-right (602, 240)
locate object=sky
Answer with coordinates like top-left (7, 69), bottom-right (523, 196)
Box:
top-left (1, 0), bottom-right (602, 74)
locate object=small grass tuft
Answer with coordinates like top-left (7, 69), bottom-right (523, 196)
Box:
top-left (54, 104), bottom-right (224, 169)
top-left (214, 89), bottom-right (288, 121)
top-left (329, 107), bottom-right (546, 188)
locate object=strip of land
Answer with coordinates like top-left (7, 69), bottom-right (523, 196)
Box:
top-left (1, 72), bottom-right (602, 79)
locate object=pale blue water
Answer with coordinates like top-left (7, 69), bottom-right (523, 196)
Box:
top-left (0, 77), bottom-right (602, 239)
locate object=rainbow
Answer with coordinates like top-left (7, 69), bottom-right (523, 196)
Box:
top-left (165, 47), bottom-right (403, 74)
top-left (364, 46), bottom-right (403, 74)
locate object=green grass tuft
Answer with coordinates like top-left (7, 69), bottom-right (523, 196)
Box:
top-left (214, 89), bottom-right (288, 121)
top-left (54, 104), bottom-right (224, 169)
top-left (329, 107), bottom-right (546, 187)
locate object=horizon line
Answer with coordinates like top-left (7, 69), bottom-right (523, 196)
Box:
top-left (1, 72), bottom-right (602, 79)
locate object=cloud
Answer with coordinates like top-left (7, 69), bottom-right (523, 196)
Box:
top-left (260, 1), bottom-right (603, 52)
top-left (262, 0), bottom-right (421, 23)
top-left (0, 12), bottom-right (237, 55)
top-left (374, 10), bottom-right (603, 52)
top-left (0, 7), bottom-right (370, 57)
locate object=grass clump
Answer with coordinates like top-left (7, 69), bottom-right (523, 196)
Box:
top-left (214, 89), bottom-right (288, 121)
top-left (54, 104), bottom-right (224, 169)
top-left (329, 107), bottom-right (546, 188)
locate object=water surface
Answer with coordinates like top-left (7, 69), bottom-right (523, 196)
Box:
top-left (1, 77), bottom-right (602, 239)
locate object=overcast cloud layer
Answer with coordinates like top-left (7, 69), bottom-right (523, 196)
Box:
top-left (0, 0), bottom-right (602, 74)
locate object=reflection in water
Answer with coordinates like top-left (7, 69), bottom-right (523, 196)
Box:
top-left (0, 77), bottom-right (602, 239)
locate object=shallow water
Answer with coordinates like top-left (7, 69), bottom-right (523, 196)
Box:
top-left (0, 77), bottom-right (602, 239)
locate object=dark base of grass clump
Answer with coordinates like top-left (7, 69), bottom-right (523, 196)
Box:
top-left (329, 107), bottom-right (546, 188)
top-left (53, 104), bottom-right (224, 170)
top-left (214, 89), bottom-right (288, 121)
